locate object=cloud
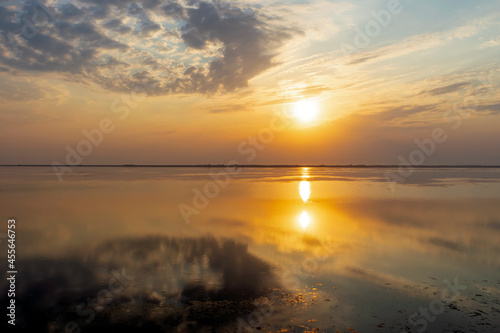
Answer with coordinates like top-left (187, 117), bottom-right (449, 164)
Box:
top-left (161, 1), bottom-right (185, 20)
top-left (209, 104), bottom-right (248, 113)
top-left (178, 1), bottom-right (294, 92)
top-left (426, 236), bottom-right (467, 252)
top-left (369, 104), bottom-right (441, 123)
top-left (337, 17), bottom-right (488, 70)
top-left (348, 55), bottom-right (378, 65)
top-left (476, 103), bottom-right (500, 115)
top-left (422, 82), bottom-right (471, 96)
top-left (55, 21), bottom-right (130, 50)
top-left (57, 3), bottom-right (85, 18)
top-left (341, 32), bottom-right (444, 67)
top-left (0, 0), bottom-right (297, 96)
top-left (481, 37), bottom-right (500, 48)
top-left (102, 18), bottom-right (134, 34)
top-left (447, 19), bottom-right (485, 40)
top-left (0, 77), bottom-right (46, 101)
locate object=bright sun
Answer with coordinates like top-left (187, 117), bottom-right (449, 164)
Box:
top-left (292, 100), bottom-right (319, 123)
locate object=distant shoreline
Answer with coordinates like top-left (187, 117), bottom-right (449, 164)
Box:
top-left (1, 164), bottom-right (500, 168)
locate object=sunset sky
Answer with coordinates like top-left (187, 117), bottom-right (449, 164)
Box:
top-left (0, 0), bottom-right (499, 165)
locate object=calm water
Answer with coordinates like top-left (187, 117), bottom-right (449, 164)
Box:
top-left (1, 167), bottom-right (500, 332)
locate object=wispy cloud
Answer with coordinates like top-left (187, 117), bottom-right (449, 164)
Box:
top-left (481, 37), bottom-right (500, 49)
top-left (420, 82), bottom-right (471, 96)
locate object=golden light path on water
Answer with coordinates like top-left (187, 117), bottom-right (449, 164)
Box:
top-left (299, 181), bottom-right (311, 202)
top-left (298, 167), bottom-right (312, 230)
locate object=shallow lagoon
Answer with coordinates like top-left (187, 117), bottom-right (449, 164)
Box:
top-left (1, 167), bottom-right (500, 332)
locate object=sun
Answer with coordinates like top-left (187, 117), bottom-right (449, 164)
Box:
top-left (292, 100), bottom-right (319, 123)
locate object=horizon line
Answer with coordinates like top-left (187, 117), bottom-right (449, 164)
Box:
top-left (1, 164), bottom-right (500, 168)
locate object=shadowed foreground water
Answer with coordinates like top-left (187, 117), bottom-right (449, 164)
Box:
top-left (1, 167), bottom-right (500, 332)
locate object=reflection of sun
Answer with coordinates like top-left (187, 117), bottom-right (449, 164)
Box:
top-left (301, 167), bottom-right (310, 179)
top-left (299, 181), bottom-right (310, 202)
top-left (299, 210), bottom-right (310, 229)
top-left (297, 167), bottom-right (312, 230)
top-left (292, 100), bottom-right (319, 123)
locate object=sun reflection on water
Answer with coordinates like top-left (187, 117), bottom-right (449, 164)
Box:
top-left (299, 181), bottom-right (311, 202)
top-left (299, 210), bottom-right (310, 230)
top-left (298, 167), bottom-right (312, 230)
top-left (301, 167), bottom-right (310, 179)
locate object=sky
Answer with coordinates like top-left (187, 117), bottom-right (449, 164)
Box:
top-left (0, 0), bottom-right (499, 165)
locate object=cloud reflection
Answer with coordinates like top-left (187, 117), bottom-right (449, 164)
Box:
top-left (2, 236), bottom-right (281, 332)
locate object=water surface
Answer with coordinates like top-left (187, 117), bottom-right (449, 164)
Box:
top-left (1, 167), bottom-right (500, 332)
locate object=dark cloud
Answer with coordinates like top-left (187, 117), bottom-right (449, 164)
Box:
top-left (102, 18), bottom-right (134, 35)
top-left (0, 2), bottom-right (107, 74)
top-left (422, 82), bottom-right (471, 96)
top-left (141, 0), bottom-right (162, 9)
top-left (0, 31), bottom-right (95, 73)
top-left (179, 1), bottom-right (293, 92)
top-left (348, 54), bottom-right (379, 65)
top-left (0, 6), bottom-right (19, 31)
top-left (136, 18), bottom-right (161, 36)
top-left (55, 21), bottom-right (129, 50)
top-left (88, 4), bottom-right (111, 19)
top-left (161, 1), bottom-right (185, 20)
top-left (102, 18), bottom-right (124, 29)
top-left (375, 104), bottom-right (440, 122)
top-left (476, 103), bottom-right (500, 115)
top-left (102, 19), bottom-right (128, 30)
top-left (0, 0), bottom-right (295, 96)
top-left (128, 2), bottom-right (144, 15)
top-left (426, 236), bottom-right (466, 252)
top-left (26, 32), bottom-right (72, 55)
top-left (98, 56), bottom-right (130, 69)
top-left (301, 85), bottom-right (331, 97)
top-left (57, 3), bottom-right (85, 18)
top-left (209, 104), bottom-right (248, 113)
